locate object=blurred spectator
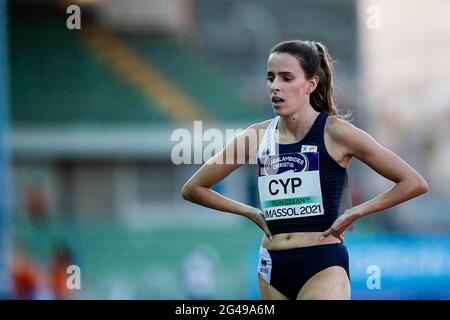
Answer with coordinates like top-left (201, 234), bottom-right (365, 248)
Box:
top-left (25, 183), bottom-right (48, 223)
top-left (11, 245), bottom-right (38, 299)
top-left (182, 244), bottom-right (218, 300)
top-left (50, 245), bottom-right (74, 300)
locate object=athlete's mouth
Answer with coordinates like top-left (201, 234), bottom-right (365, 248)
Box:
top-left (271, 96), bottom-right (285, 103)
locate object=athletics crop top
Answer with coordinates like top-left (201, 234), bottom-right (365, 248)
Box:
top-left (256, 112), bottom-right (351, 235)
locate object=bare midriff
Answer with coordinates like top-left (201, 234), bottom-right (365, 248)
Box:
top-left (261, 232), bottom-right (341, 250)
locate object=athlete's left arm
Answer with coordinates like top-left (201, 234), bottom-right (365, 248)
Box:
top-left (320, 118), bottom-right (428, 241)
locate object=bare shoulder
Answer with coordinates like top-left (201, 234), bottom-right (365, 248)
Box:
top-left (325, 115), bottom-right (360, 144)
top-left (231, 119), bottom-right (271, 143)
top-left (248, 119), bottom-right (272, 131)
top-left (244, 119), bottom-right (272, 145)
top-left (325, 114), bottom-right (384, 160)
top-left (240, 119), bottom-right (272, 163)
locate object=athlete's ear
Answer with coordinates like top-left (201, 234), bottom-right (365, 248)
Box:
top-left (308, 75), bottom-right (319, 94)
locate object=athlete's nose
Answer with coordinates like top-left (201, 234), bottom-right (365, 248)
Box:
top-left (270, 77), bottom-right (281, 93)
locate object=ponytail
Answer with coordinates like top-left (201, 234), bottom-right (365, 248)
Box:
top-left (310, 42), bottom-right (338, 115)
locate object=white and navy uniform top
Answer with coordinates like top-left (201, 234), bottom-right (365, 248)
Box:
top-left (256, 112), bottom-right (351, 235)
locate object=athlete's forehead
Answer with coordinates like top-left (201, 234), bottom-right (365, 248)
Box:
top-left (267, 52), bottom-right (302, 74)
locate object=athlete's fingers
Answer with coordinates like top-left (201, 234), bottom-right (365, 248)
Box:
top-left (332, 218), bottom-right (351, 235)
top-left (332, 228), bottom-right (345, 243)
top-left (259, 216), bottom-right (273, 241)
top-left (320, 227), bottom-right (345, 242)
top-left (259, 222), bottom-right (272, 241)
top-left (318, 228), bottom-right (332, 240)
top-left (264, 227), bottom-right (273, 241)
top-left (335, 226), bottom-right (347, 235)
top-left (252, 211), bottom-right (272, 241)
top-left (337, 222), bottom-right (352, 235)
top-left (331, 228), bottom-right (341, 238)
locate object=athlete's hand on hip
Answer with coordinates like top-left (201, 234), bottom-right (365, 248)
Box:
top-left (248, 208), bottom-right (273, 241)
top-left (319, 210), bottom-right (356, 243)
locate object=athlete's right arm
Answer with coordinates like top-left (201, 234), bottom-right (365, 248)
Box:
top-left (181, 122), bottom-right (272, 239)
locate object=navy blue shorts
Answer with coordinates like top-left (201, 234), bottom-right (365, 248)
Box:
top-left (258, 243), bottom-right (350, 300)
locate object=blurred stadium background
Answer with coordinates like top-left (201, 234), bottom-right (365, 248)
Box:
top-left (0, 0), bottom-right (449, 299)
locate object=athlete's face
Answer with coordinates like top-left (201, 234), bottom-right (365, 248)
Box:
top-left (266, 52), bottom-right (318, 116)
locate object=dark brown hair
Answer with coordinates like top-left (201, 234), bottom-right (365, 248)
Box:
top-left (270, 40), bottom-right (351, 119)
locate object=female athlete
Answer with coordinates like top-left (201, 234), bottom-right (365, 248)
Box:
top-left (181, 40), bottom-right (428, 300)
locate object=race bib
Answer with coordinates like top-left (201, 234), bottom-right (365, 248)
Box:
top-left (258, 152), bottom-right (324, 221)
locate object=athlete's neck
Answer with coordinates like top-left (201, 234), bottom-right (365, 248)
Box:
top-left (277, 105), bottom-right (320, 143)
